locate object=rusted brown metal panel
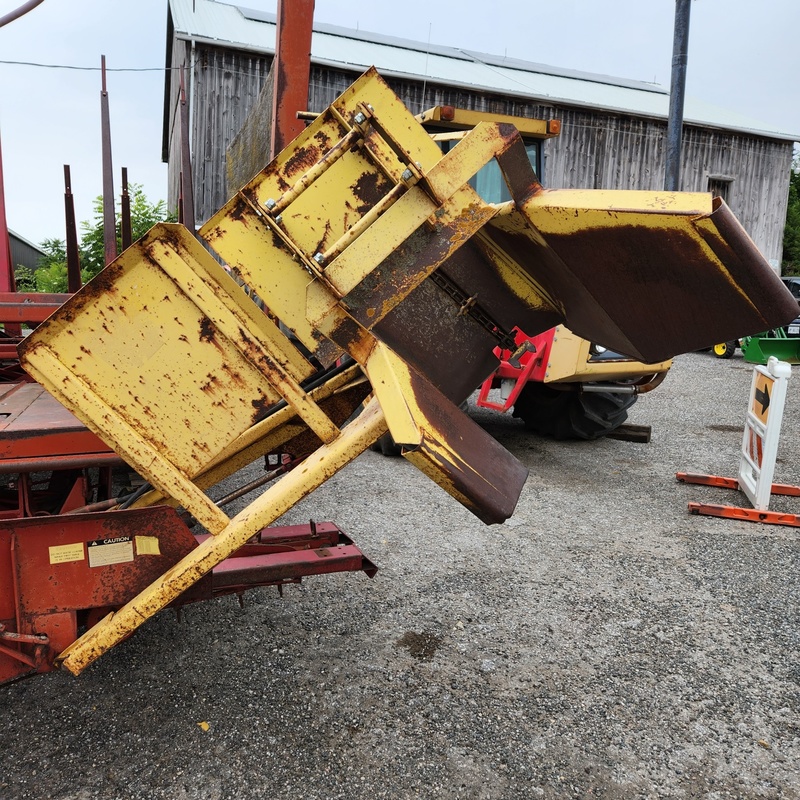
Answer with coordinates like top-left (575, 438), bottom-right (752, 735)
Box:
top-left (497, 192), bottom-right (797, 362)
top-left (400, 369), bottom-right (529, 525)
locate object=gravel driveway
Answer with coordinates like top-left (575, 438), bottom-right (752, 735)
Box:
top-left (2, 351), bottom-right (799, 799)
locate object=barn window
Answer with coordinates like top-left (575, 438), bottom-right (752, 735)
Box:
top-left (707, 175), bottom-right (734, 201)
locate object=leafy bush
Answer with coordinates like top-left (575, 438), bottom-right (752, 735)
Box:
top-left (28, 187), bottom-right (174, 293)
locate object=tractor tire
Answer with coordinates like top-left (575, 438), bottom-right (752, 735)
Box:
top-left (713, 341), bottom-right (737, 359)
top-left (370, 432), bottom-right (402, 457)
top-left (512, 383), bottom-right (636, 440)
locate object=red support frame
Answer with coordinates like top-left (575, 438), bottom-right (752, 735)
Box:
top-left (270, 0), bottom-right (315, 158)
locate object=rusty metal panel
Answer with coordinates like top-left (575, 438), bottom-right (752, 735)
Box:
top-left (19, 224), bottom-right (332, 532)
top-left (492, 190), bottom-right (798, 362)
top-left (0, 383), bottom-right (114, 467)
top-left (0, 506), bottom-right (200, 682)
top-left (12, 507), bottom-right (198, 617)
top-left (363, 342), bottom-right (527, 524)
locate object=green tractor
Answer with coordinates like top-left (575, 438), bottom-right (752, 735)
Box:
top-left (714, 277), bottom-right (800, 363)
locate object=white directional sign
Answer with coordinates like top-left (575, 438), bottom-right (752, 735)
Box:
top-left (738, 357), bottom-right (791, 510)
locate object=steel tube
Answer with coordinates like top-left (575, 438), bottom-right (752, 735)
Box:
top-left (100, 56), bottom-right (117, 266)
top-left (0, 0), bottom-right (45, 28)
top-left (665, 0), bottom-right (691, 191)
top-left (64, 166), bottom-right (82, 292)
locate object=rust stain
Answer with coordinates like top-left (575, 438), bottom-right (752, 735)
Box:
top-left (220, 364), bottom-right (248, 388)
top-left (251, 394), bottom-right (275, 425)
top-left (228, 196), bottom-right (252, 224)
top-left (284, 144), bottom-right (322, 178)
top-left (313, 221), bottom-right (333, 257)
top-left (274, 172), bottom-right (291, 194)
top-left (198, 317), bottom-right (216, 343)
top-left (351, 172), bottom-right (388, 215)
top-left (313, 128), bottom-right (333, 150)
top-left (200, 374), bottom-right (220, 394)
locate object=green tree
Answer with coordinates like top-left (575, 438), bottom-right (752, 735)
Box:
top-left (79, 185), bottom-right (172, 280)
top-left (31, 186), bottom-right (173, 292)
top-left (33, 238), bottom-right (70, 293)
top-left (782, 156), bottom-right (800, 275)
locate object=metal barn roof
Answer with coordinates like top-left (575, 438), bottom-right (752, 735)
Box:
top-left (167, 0), bottom-right (798, 142)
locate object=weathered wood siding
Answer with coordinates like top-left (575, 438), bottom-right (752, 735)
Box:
top-left (166, 43), bottom-right (270, 222)
top-left (166, 41), bottom-right (792, 266)
top-left (164, 37), bottom-right (188, 218)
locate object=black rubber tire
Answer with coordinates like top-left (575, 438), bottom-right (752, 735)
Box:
top-left (713, 341), bottom-right (737, 359)
top-left (512, 383), bottom-right (636, 440)
top-left (370, 431), bottom-right (403, 457)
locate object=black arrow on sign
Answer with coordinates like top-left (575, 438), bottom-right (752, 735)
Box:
top-left (755, 383), bottom-right (771, 415)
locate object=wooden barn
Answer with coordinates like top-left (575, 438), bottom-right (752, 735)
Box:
top-left (162, 0), bottom-right (798, 268)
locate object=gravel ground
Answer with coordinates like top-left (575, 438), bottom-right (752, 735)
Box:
top-left (2, 351), bottom-right (800, 799)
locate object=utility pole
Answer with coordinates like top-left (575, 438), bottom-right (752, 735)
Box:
top-left (665, 0), bottom-right (691, 191)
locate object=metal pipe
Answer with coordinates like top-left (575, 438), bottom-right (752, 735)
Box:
top-left (120, 167), bottom-right (132, 250)
top-left (665, 0), bottom-right (691, 191)
top-left (100, 55), bottom-right (117, 266)
top-left (270, 0), bottom-right (315, 158)
top-left (63, 495), bottom-right (131, 516)
top-left (213, 459), bottom-right (299, 508)
top-left (0, 130), bottom-right (15, 295)
top-left (269, 126), bottom-right (362, 215)
top-left (0, 0), bottom-right (45, 29)
top-left (319, 179), bottom-right (408, 264)
top-left (580, 383), bottom-right (639, 395)
top-left (63, 165), bottom-right (82, 292)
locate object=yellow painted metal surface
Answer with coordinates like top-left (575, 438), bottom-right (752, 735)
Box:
top-left (57, 396), bottom-right (388, 676)
top-left (17, 67), bottom-right (798, 676)
top-left (544, 326), bottom-right (671, 384)
top-left (416, 106), bottom-right (557, 139)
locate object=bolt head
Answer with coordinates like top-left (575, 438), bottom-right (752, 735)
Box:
top-left (354, 112), bottom-right (366, 124)
top-left (313, 253), bottom-right (325, 264)
top-left (265, 198), bottom-right (277, 209)
top-left (401, 169), bottom-right (413, 181)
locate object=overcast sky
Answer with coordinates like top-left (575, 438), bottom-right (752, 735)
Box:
top-left (1, 0), bottom-right (798, 246)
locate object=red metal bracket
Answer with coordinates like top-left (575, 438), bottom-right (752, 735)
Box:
top-left (476, 344), bottom-right (539, 412)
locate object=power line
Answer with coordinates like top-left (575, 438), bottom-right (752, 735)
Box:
top-left (0, 59), bottom-right (171, 72)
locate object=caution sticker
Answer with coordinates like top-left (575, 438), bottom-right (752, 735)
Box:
top-left (49, 542), bottom-right (86, 565)
top-left (87, 536), bottom-right (134, 568)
